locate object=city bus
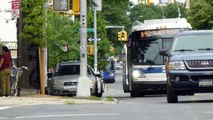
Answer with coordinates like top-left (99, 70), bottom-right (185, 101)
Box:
top-left (122, 18), bottom-right (192, 97)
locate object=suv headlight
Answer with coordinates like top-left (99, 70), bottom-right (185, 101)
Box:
top-left (53, 80), bottom-right (63, 86)
top-left (168, 61), bottom-right (186, 70)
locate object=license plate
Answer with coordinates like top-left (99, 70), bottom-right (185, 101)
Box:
top-left (199, 79), bottom-right (213, 87)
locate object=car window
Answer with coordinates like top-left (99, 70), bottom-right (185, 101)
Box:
top-left (58, 65), bottom-right (80, 75)
top-left (87, 67), bottom-right (92, 75)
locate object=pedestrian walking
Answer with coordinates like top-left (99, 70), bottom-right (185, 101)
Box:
top-left (0, 46), bottom-right (12, 97)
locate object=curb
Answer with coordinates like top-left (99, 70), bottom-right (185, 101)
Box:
top-left (0, 95), bottom-right (116, 105)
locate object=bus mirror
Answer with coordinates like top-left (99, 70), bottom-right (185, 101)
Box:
top-left (159, 49), bottom-right (170, 56)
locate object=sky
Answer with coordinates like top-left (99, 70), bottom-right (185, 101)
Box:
top-left (0, 0), bottom-right (17, 42)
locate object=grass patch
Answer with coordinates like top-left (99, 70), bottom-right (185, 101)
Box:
top-left (88, 96), bottom-right (102, 101)
top-left (72, 96), bottom-right (102, 101)
top-left (106, 96), bottom-right (114, 102)
top-left (65, 100), bottom-right (76, 105)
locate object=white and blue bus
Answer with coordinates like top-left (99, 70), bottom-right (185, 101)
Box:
top-left (122, 18), bottom-right (192, 97)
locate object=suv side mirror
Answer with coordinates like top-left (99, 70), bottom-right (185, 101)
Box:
top-left (95, 73), bottom-right (102, 78)
top-left (159, 49), bottom-right (170, 57)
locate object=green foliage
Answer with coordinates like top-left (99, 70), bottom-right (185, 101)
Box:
top-left (64, 100), bottom-right (76, 105)
top-left (101, 0), bottom-right (130, 61)
top-left (129, 4), bottom-right (162, 23)
top-left (20, 0), bottom-right (46, 47)
top-left (188, 0), bottom-right (213, 29)
top-left (46, 11), bottom-right (80, 67)
top-left (105, 96), bottom-right (115, 102)
top-left (164, 3), bottom-right (187, 18)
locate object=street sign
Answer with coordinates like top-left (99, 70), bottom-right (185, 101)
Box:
top-left (88, 37), bottom-right (101, 42)
top-left (87, 28), bottom-right (93, 32)
top-left (77, 28), bottom-right (94, 33)
top-left (11, 0), bottom-right (20, 19)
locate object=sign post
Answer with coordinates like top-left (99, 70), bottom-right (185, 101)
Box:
top-left (11, 0), bottom-right (20, 19)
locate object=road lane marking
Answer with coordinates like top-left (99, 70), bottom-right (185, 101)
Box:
top-left (15, 113), bottom-right (119, 119)
top-left (0, 117), bottom-right (9, 120)
top-left (0, 106), bottom-right (12, 110)
top-left (205, 111), bottom-right (213, 114)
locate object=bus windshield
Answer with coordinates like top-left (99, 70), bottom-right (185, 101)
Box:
top-left (130, 28), bottom-right (188, 65)
top-left (132, 37), bottom-right (173, 65)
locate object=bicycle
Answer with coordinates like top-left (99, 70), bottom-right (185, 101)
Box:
top-left (10, 65), bottom-right (29, 97)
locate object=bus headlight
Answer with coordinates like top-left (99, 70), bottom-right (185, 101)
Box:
top-left (132, 70), bottom-right (144, 79)
top-left (168, 61), bottom-right (186, 70)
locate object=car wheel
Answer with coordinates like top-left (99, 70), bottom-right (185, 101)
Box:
top-left (96, 81), bottom-right (104, 97)
top-left (167, 86), bottom-right (178, 103)
top-left (53, 90), bottom-right (60, 96)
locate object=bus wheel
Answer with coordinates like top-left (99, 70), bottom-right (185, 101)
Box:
top-left (130, 91), bottom-right (141, 97)
top-left (167, 86), bottom-right (178, 103)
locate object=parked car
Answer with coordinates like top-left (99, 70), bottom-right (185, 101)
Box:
top-left (47, 61), bottom-right (104, 97)
top-left (159, 30), bottom-right (213, 103)
top-left (102, 60), bottom-right (115, 83)
top-left (115, 62), bottom-right (122, 70)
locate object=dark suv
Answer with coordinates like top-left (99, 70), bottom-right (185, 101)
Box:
top-left (160, 30), bottom-right (213, 103)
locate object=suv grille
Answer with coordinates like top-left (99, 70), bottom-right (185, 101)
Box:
top-left (185, 60), bottom-right (213, 69)
top-left (64, 82), bottom-right (77, 86)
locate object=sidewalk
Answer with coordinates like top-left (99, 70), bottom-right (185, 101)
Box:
top-left (0, 95), bottom-right (115, 105)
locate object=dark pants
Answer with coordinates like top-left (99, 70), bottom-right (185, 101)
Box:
top-left (0, 68), bottom-right (11, 96)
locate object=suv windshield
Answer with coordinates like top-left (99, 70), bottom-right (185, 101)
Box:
top-left (171, 34), bottom-right (213, 52)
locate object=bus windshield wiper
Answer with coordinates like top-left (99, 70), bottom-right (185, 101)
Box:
top-left (174, 49), bottom-right (194, 52)
top-left (198, 48), bottom-right (213, 51)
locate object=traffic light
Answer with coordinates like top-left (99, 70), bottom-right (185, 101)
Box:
top-left (72, 0), bottom-right (80, 14)
top-left (122, 31), bottom-right (127, 41)
top-left (53, 0), bottom-right (70, 12)
top-left (118, 31), bottom-right (122, 41)
top-left (87, 45), bottom-right (94, 55)
top-left (147, 0), bottom-right (154, 5)
top-left (118, 31), bottom-right (127, 41)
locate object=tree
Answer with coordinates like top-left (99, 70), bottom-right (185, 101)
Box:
top-left (188, 0), bottom-right (213, 29)
top-left (164, 3), bottom-right (187, 18)
top-left (20, 0), bottom-right (46, 47)
top-left (46, 11), bottom-right (80, 67)
top-left (101, 1), bottom-right (130, 61)
top-left (129, 4), bottom-right (162, 24)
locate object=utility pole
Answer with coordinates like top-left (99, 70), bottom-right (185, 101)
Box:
top-left (77, 0), bottom-right (91, 97)
top-left (93, 0), bottom-right (98, 73)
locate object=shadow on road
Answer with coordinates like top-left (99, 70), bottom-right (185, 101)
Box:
top-left (178, 99), bottom-right (213, 104)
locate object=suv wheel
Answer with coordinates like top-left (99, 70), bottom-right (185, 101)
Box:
top-left (167, 86), bottom-right (178, 103)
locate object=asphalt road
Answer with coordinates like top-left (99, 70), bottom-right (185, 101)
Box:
top-left (1, 70), bottom-right (213, 120)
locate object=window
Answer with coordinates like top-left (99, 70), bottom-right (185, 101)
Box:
top-left (58, 65), bottom-right (80, 75)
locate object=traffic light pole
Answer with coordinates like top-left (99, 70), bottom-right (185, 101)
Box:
top-left (94, 0), bottom-right (98, 73)
top-left (77, 0), bottom-right (91, 97)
